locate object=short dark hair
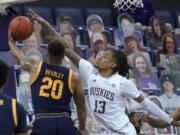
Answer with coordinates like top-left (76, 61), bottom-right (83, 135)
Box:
top-left (56, 13), bottom-right (73, 25)
top-left (0, 60), bottom-right (8, 89)
top-left (124, 36), bottom-right (139, 45)
top-left (48, 37), bottom-right (65, 61)
top-left (118, 13), bottom-right (134, 25)
top-left (111, 50), bottom-right (131, 77)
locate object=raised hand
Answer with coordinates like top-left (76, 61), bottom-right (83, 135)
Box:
top-left (8, 31), bottom-right (16, 48)
top-left (27, 9), bottom-right (47, 25)
top-left (27, 9), bottom-right (57, 37)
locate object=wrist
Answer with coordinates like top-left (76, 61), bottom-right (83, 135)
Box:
top-left (142, 114), bottom-right (150, 122)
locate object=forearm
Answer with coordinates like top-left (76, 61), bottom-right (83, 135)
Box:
top-left (9, 43), bottom-right (31, 71)
top-left (140, 98), bottom-right (172, 124)
top-left (29, 10), bottom-right (58, 38)
top-left (146, 116), bottom-right (169, 128)
top-left (41, 22), bottom-right (58, 41)
top-left (10, 44), bottom-right (26, 66)
top-left (65, 48), bottom-right (82, 68)
top-left (76, 103), bottom-right (86, 131)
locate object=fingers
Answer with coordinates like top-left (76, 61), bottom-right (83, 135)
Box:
top-left (8, 31), bottom-right (14, 42)
top-left (171, 120), bottom-right (180, 127)
top-left (170, 107), bottom-right (180, 121)
top-left (27, 9), bottom-right (40, 20)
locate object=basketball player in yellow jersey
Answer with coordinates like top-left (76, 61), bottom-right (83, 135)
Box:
top-left (8, 23), bottom-right (86, 135)
top-left (0, 60), bottom-right (28, 135)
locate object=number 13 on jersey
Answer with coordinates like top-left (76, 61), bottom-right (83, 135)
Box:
top-left (94, 100), bottom-right (106, 114)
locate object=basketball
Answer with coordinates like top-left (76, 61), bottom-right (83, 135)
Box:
top-left (9, 16), bottom-right (33, 41)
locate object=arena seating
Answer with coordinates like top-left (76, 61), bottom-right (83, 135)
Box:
top-left (54, 7), bottom-right (85, 26)
top-left (23, 6), bottom-right (55, 25)
top-left (85, 8), bottom-right (115, 27)
top-left (155, 10), bottom-right (175, 28)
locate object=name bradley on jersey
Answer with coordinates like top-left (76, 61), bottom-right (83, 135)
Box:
top-left (45, 69), bottom-right (64, 79)
top-left (90, 87), bottom-right (114, 101)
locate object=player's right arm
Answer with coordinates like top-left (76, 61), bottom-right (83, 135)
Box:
top-left (8, 32), bottom-right (29, 71)
top-left (72, 72), bottom-right (86, 135)
top-left (8, 32), bottom-right (39, 81)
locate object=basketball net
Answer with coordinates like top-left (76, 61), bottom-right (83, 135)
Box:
top-left (113, 0), bottom-right (144, 11)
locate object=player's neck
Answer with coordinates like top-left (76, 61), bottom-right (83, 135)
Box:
top-left (99, 69), bottom-right (113, 78)
top-left (47, 58), bottom-right (61, 66)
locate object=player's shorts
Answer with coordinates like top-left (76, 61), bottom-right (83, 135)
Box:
top-left (31, 113), bottom-right (81, 135)
top-left (93, 122), bottom-right (137, 135)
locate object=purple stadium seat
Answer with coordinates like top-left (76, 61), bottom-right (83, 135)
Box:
top-left (0, 14), bottom-right (12, 51)
top-left (0, 51), bottom-right (18, 66)
top-left (155, 10), bottom-right (175, 28)
top-left (174, 11), bottom-right (180, 28)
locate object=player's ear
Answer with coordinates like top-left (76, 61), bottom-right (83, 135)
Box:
top-left (110, 62), bottom-right (117, 69)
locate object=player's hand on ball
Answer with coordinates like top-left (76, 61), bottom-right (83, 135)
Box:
top-left (8, 31), bottom-right (16, 47)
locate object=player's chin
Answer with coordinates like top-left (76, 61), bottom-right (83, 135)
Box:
top-left (94, 62), bottom-right (99, 68)
top-left (94, 64), bottom-right (98, 68)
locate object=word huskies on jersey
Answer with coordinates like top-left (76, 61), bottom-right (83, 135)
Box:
top-left (90, 87), bottom-right (114, 101)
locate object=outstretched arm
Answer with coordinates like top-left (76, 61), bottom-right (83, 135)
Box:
top-left (8, 32), bottom-right (39, 80)
top-left (9, 33), bottom-right (31, 71)
top-left (28, 9), bottom-right (57, 39)
top-left (134, 94), bottom-right (180, 127)
top-left (133, 108), bottom-right (180, 129)
top-left (141, 114), bottom-right (170, 128)
top-left (65, 48), bottom-right (82, 67)
top-left (28, 10), bottom-right (82, 67)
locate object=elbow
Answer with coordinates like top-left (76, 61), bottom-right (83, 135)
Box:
top-left (134, 94), bottom-right (145, 103)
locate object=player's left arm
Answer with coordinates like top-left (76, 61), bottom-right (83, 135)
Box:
top-left (146, 107), bottom-right (180, 128)
top-left (72, 72), bottom-right (86, 135)
top-left (140, 114), bottom-right (170, 128)
top-left (135, 94), bottom-right (180, 127)
top-left (8, 32), bottom-right (39, 80)
top-left (124, 80), bottom-right (180, 128)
